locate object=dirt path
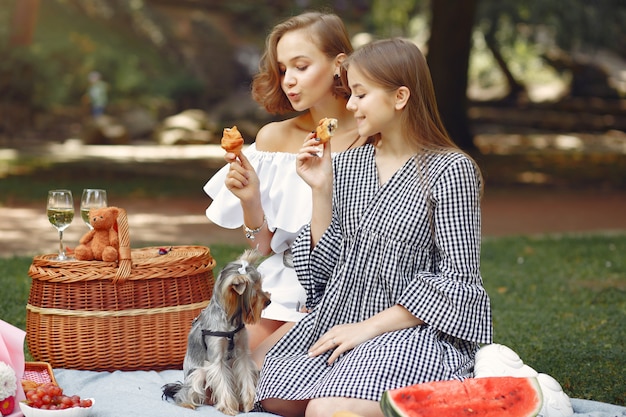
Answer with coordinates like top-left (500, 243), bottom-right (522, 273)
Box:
top-left (480, 187), bottom-right (626, 237)
top-left (2, 188), bottom-right (625, 258)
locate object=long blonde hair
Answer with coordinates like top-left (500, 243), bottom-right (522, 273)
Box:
top-left (251, 12), bottom-right (353, 114)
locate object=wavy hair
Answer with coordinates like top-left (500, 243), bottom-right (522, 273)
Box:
top-left (251, 12), bottom-right (353, 114)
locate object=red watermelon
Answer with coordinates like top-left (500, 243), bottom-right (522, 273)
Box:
top-left (380, 377), bottom-right (542, 417)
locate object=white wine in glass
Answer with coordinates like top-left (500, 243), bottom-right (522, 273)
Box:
top-left (47, 189), bottom-right (75, 261)
top-left (80, 189), bottom-right (108, 229)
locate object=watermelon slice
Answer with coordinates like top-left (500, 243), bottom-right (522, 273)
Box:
top-left (380, 376), bottom-right (543, 417)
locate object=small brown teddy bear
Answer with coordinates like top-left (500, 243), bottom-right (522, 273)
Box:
top-left (74, 206), bottom-right (120, 262)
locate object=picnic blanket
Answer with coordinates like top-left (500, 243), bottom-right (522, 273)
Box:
top-left (52, 369), bottom-right (626, 417)
top-left (54, 369), bottom-right (274, 417)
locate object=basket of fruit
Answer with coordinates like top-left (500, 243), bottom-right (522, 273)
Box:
top-left (25, 208), bottom-right (216, 371)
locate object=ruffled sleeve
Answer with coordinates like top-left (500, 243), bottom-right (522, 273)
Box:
top-left (292, 215), bottom-right (342, 310)
top-left (203, 144), bottom-right (313, 253)
top-left (398, 157), bottom-right (492, 344)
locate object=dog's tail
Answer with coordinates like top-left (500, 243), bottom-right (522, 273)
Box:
top-left (161, 382), bottom-right (183, 401)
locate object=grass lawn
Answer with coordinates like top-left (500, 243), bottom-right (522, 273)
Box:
top-left (1, 234), bottom-right (624, 405)
top-left (480, 234), bottom-right (625, 406)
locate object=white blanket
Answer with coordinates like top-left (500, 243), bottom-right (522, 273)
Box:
top-left (54, 369), bottom-right (274, 416)
top-left (53, 369), bottom-right (626, 417)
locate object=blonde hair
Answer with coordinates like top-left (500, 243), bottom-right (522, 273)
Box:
top-left (251, 12), bottom-right (353, 114)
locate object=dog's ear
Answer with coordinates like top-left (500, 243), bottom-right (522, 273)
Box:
top-left (232, 280), bottom-right (247, 295)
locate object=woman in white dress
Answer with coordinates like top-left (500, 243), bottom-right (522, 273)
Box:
top-left (204, 12), bottom-right (367, 368)
top-left (256, 38), bottom-right (493, 417)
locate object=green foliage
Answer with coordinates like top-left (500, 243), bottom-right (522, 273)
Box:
top-left (476, 0), bottom-right (626, 54)
top-left (0, 0), bottom-right (198, 111)
top-left (371, 0), bottom-right (426, 37)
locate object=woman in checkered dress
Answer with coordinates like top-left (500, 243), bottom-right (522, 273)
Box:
top-left (256, 38), bottom-right (493, 417)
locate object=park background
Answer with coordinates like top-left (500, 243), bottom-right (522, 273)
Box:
top-left (0, 0), bottom-right (624, 408)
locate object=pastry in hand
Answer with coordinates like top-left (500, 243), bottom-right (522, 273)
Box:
top-left (315, 117), bottom-right (338, 143)
top-left (221, 126), bottom-right (244, 155)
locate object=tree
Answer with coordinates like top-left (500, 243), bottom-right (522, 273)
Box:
top-left (474, 0), bottom-right (626, 100)
top-left (427, 0), bottom-right (478, 150)
top-left (8, 0), bottom-right (40, 46)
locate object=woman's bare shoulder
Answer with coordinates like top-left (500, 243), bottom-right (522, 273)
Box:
top-left (255, 115), bottom-right (311, 153)
top-left (255, 121), bottom-right (283, 147)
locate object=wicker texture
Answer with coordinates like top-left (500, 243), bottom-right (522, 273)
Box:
top-left (26, 208), bottom-right (215, 371)
top-left (23, 362), bottom-right (57, 386)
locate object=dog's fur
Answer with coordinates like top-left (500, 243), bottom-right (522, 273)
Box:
top-left (162, 249), bottom-right (270, 414)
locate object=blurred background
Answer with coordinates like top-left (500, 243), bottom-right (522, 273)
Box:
top-left (1, 0), bottom-right (625, 217)
top-left (1, 0), bottom-right (624, 149)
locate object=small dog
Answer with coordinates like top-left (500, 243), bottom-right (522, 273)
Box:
top-left (162, 249), bottom-right (270, 415)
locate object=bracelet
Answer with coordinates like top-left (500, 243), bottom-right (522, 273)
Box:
top-left (243, 215), bottom-right (266, 240)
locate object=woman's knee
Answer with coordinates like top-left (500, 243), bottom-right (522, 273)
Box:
top-left (306, 397), bottom-right (383, 417)
top-left (260, 398), bottom-right (308, 417)
top-left (306, 398), bottom-right (342, 417)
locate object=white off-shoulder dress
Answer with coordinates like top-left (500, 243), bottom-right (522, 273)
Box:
top-left (203, 143), bottom-right (309, 322)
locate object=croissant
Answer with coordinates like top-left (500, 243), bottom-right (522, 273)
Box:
top-left (221, 126), bottom-right (244, 155)
top-left (315, 117), bottom-right (338, 143)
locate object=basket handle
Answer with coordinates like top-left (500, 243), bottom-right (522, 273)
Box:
top-left (114, 208), bottom-right (132, 283)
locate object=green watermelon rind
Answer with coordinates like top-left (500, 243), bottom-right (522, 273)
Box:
top-left (380, 377), bottom-right (543, 417)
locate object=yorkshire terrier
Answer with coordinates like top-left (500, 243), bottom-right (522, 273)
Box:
top-left (162, 249), bottom-right (270, 415)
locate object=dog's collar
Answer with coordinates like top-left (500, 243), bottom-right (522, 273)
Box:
top-left (201, 323), bottom-right (245, 353)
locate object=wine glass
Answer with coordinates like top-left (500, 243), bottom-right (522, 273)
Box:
top-left (80, 189), bottom-right (108, 229)
top-left (47, 189), bottom-right (75, 261)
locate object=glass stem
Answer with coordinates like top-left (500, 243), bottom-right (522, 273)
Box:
top-left (58, 230), bottom-right (66, 260)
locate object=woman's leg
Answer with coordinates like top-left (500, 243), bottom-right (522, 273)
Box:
top-left (247, 318), bottom-right (285, 350)
top-left (261, 398), bottom-right (308, 417)
top-left (250, 320), bottom-right (295, 369)
top-left (306, 397), bottom-right (383, 417)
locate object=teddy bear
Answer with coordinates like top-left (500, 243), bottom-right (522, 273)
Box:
top-left (74, 206), bottom-right (120, 262)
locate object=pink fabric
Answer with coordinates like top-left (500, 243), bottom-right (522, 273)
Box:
top-left (0, 320), bottom-right (26, 404)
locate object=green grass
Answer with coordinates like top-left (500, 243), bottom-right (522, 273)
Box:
top-left (481, 234), bottom-right (625, 406)
top-left (2, 235), bottom-right (624, 405)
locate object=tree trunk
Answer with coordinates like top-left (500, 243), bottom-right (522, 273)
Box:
top-left (484, 25), bottom-right (527, 103)
top-left (9, 0), bottom-right (40, 46)
top-left (427, 0), bottom-right (478, 151)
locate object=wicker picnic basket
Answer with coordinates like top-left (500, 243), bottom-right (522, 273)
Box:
top-left (26, 208), bottom-right (216, 371)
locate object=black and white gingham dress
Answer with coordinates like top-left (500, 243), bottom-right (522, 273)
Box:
top-left (255, 144), bottom-right (493, 403)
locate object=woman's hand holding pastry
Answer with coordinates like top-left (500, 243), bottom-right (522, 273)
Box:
top-left (225, 152), bottom-right (260, 202)
top-left (223, 151), bottom-right (238, 164)
top-left (296, 132), bottom-right (332, 191)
